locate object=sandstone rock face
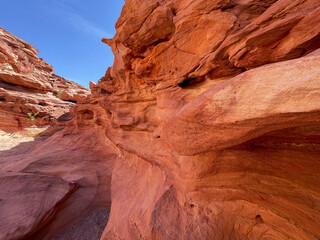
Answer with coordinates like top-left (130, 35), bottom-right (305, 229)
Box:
top-left (72, 0), bottom-right (320, 239)
top-left (0, 27), bottom-right (89, 132)
top-left (95, 53), bottom-right (320, 240)
top-left (0, 128), bottom-right (117, 239)
top-left (0, 28), bottom-right (99, 240)
top-left (2, 0), bottom-right (320, 239)
top-left (0, 172), bottom-right (75, 240)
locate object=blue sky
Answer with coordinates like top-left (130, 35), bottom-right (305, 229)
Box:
top-left (0, 0), bottom-right (124, 88)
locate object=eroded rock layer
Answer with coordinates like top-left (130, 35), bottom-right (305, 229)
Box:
top-left (1, 0), bottom-right (320, 239)
top-left (0, 172), bottom-right (75, 240)
top-left (0, 127), bottom-right (117, 240)
top-left (71, 0), bottom-right (320, 239)
top-left (0, 27), bottom-right (89, 132)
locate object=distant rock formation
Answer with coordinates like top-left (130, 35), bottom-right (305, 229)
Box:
top-left (1, 0), bottom-right (320, 239)
top-left (0, 27), bottom-right (89, 131)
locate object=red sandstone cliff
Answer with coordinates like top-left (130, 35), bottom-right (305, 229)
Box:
top-left (0, 27), bottom-right (89, 132)
top-left (83, 0), bottom-right (320, 239)
top-left (1, 0), bottom-right (320, 239)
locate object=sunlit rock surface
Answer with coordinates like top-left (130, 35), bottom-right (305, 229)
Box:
top-left (1, 0), bottom-right (320, 239)
top-left (83, 0), bottom-right (320, 239)
top-left (0, 27), bottom-right (89, 132)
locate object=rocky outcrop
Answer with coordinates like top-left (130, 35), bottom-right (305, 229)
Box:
top-left (0, 27), bottom-right (89, 132)
top-left (99, 52), bottom-right (320, 240)
top-left (1, 0), bottom-right (320, 239)
top-left (74, 0), bottom-right (320, 239)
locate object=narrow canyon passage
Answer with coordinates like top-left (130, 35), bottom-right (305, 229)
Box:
top-left (1, 0), bottom-right (320, 239)
top-left (0, 127), bottom-right (117, 240)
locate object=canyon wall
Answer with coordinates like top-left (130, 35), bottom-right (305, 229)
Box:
top-left (0, 28), bottom-right (97, 240)
top-left (0, 27), bottom-right (89, 132)
top-left (73, 0), bottom-right (320, 239)
top-left (1, 0), bottom-right (320, 239)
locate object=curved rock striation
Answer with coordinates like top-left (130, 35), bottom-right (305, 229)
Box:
top-left (0, 27), bottom-right (89, 132)
top-left (70, 0), bottom-right (320, 239)
top-left (2, 0), bottom-right (320, 239)
top-left (96, 51), bottom-right (320, 240)
top-left (0, 172), bottom-right (76, 240)
top-left (0, 127), bottom-right (118, 240)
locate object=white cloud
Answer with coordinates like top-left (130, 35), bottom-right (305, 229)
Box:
top-left (64, 11), bottom-right (112, 38)
top-left (54, 0), bottom-right (112, 39)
